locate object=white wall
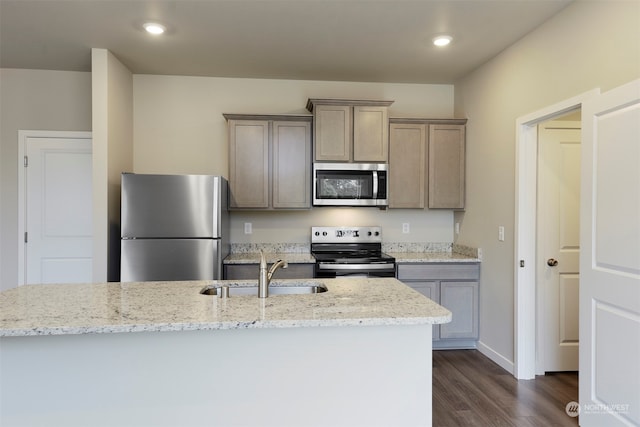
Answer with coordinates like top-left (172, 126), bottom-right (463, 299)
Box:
top-left (133, 75), bottom-right (456, 244)
top-left (0, 69), bottom-right (91, 291)
top-left (2, 324), bottom-right (433, 427)
top-left (91, 49), bottom-right (133, 282)
top-left (454, 0), bottom-right (640, 367)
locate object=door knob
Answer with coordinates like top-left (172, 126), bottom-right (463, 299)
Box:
top-left (547, 258), bottom-right (558, 267)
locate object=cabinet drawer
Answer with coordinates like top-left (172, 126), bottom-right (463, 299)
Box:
top-left (397, 263), bottom-right (479, 281)
top-left (224, 263), bottom-right (314, 280)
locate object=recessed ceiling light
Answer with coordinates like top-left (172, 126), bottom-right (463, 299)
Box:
top-left (143, 22), bottom-right (166, 35)
top-left (433, 35), bottom-right (453, 47)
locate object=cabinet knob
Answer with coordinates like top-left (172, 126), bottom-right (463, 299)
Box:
top-left (547, 258), bottom-right (558, 267)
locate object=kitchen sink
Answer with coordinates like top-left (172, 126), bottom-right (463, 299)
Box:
top-left (200, 283), bottom-right (328, 297)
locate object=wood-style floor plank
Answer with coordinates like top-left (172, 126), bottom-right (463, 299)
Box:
top-left (432, 350), bottom-right (579, 427)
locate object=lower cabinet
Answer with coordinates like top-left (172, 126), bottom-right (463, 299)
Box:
top-left (224, 263), bottom-right (314, 280)
top-left (397, 262), bottom-right (479, 349)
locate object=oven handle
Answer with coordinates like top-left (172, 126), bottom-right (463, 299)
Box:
top-left (317, 263), bottom-right (395, 270)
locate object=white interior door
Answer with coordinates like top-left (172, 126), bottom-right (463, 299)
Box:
top-left (538, 121), bottom-right (581, 372)
top-left (579, 79), bottom-right (640, 426)
top-left (20, 132), bottom-right (93, 285)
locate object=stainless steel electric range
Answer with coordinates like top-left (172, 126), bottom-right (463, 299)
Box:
top-left (311, 226), bottom-right (396, 278)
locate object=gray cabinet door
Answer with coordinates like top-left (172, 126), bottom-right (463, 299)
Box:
top-left (407, 281), bottom-right (440, 340)
top-left (389, 123), bottom-right (426, 208)
top-left (398, 262), bottom-right (480, 344)
top-left (439, 281), bottom-right (479, 339)
top-left (314, 105), bottom-right (352, 161)
top-left (428, 124), bottom-right (466, 209)
top-left (353, 105), bottom-right (389, 162)
top-left (228, 120), bottom-right (270, 208)
top-left (272, 121), bottom-right (311, 209)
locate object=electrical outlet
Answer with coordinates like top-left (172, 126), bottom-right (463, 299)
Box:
top-left (498, 226), bottom-right (505, 241)
top-left (244, 223), bottom-right (252, 234)
top-left (402, 223), bottom-right (410, 234)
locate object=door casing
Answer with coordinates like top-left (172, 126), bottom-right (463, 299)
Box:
top-left (513, 89), bottom-right (599, 379)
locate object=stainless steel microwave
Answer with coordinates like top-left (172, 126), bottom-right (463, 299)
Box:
top-left (313, 163), bottom-right (388, 207)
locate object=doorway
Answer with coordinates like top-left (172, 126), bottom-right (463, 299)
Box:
top-left (537, 117), bottom-right (581, 373)
top-left (18, 130), bottom-right (93, 285)
top-left (513, 89), bottom-right (599, 380)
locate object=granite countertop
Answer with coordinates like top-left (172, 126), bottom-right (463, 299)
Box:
top-left (389, 252), bottom-right (480, 263)
top-left (0, 278), bottom-right (451, 337)
top-left (224, 242), bottom-right (481, 264)
top-left (225, 251), bottom-right (480, 264)
top-left (224, 253), bottom-right (315, 264)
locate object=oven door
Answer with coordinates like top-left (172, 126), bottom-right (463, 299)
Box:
top-left (313, 163), bottom-right (387, 207)
top-left (315, 262), bottom-right (396, 278)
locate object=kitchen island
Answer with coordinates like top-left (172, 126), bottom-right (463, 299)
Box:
top-left (1, 278), bottom-right (450, 427)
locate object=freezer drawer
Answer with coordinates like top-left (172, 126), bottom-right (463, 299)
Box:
top-left (121, 239), bottom-right (221, 282)
top-left (121, 174), bottom-right (226, 238)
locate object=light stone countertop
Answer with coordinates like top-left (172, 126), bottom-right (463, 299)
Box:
top-left (224, 243), bottom-right (481, 265)
top-left (224, 252), bottom-right (315, 264)
top-left (0, 278), bottom-right (451, 337)
top-left (390, 252), bottom-right (480, 263)
top-left (224, 251), bottom-right (480, 264)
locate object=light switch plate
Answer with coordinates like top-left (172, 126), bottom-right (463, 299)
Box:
top-left (244, 223), bottom-right (252, 234)
top-left (498, 226), bottom-right (505, 241)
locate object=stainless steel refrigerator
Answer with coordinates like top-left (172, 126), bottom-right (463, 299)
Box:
top-left (120, 173), bottom-right (229, 282)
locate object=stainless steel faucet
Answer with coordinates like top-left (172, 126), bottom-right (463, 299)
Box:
top-left (258, 251), bottom-right (288, 298)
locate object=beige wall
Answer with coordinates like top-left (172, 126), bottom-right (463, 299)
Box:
top-left (0, 69), bottom-right (455, 288)
top-left (133, 75), bottom-right (456, 244)
top-left (454, 0), bottom-right (640, 366)
top-left (0, 69), bottom-right (91, 291)
top-left (91, 49), bottom-right (133, 282)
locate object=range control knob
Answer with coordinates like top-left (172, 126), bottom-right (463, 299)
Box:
top-left (322, 231), bottom-right (328, 236)
top-left (367, 231), bottom-right (372, 236)
top-left (374, 231), bottom-right (380, 236)
top-left (314, 231), bottom-right (320, 236)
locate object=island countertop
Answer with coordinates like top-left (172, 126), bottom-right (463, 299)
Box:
top-left (0, 278), bottom-right (451, 337)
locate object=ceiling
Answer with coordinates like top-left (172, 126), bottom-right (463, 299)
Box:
top-left (0, 0), bottom-right (573, 84)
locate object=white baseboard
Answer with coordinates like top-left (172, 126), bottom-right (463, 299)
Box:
top-left (477, 340), bottom-right (514, 375)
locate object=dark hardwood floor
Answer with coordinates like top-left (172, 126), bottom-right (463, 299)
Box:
top-left (432, 350), bottom-right (579, 427)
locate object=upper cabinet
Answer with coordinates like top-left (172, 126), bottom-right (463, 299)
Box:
top-left (388, 118), bottom-right (467, 210)
top-left (389, 122), bottom-right (426, 208)
top-left (307, 99), bottom-right (393, 163)
top-left (313, 104), bottom-right (351, 161)
top-left (225, 114), bottom-right (312, 210)
top-left (428, 124), bottom-right (466, 209)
